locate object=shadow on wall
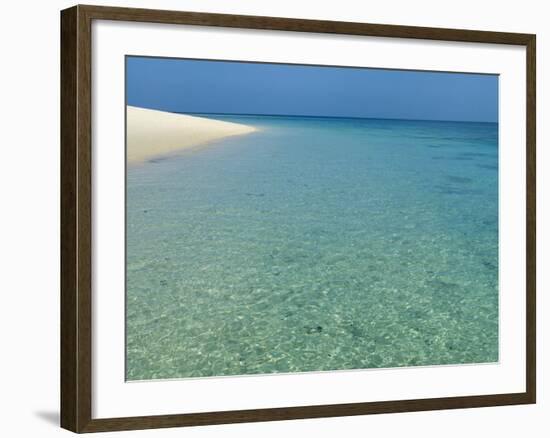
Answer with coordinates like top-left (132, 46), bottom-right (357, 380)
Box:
top-left (34, 411), bottom-right (59, 427)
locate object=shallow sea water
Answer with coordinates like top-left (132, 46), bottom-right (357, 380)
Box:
top-left (126, 115), bottom-right (499, 380)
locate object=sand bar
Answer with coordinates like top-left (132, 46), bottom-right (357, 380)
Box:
top-left (127, 106), bottom-right (257, 163)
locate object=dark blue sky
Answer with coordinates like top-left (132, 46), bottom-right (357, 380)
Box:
top-left (126, 57), bottom-right (498, 123)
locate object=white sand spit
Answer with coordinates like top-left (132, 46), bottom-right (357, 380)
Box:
top-left (127, 106), bottom-right (257, 163)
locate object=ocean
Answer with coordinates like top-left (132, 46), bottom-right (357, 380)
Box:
top-left (126, 115), bottom-right (499, 380)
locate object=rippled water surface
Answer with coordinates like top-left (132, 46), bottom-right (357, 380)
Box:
top-left (126, 116), bottom-right (499, 380)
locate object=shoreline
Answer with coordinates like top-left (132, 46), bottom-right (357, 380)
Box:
top-left (127, 106), bottom-right (258, 164)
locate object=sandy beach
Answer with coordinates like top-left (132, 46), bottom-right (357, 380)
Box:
top-left (127, 106), bottom-right (257, 163)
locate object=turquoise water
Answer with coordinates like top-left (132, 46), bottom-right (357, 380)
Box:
top-left (126, 115), bottom-right (499, 381)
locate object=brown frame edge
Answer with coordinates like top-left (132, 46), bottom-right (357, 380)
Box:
top-left (60, 4), bottom-right (536, 433)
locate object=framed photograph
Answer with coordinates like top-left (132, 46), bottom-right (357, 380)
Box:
top-left (60, 4), bottom-right (536, 433)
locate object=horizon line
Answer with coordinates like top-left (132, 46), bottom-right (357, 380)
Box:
top-left (172, 110), bottom-right (498, 125)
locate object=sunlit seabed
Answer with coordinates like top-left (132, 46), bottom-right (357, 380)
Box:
top-left (126, 116), bottom-right (498, 380)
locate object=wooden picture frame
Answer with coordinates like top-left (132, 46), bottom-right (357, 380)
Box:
top-left (61, 4), bottom-right (536, 433)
